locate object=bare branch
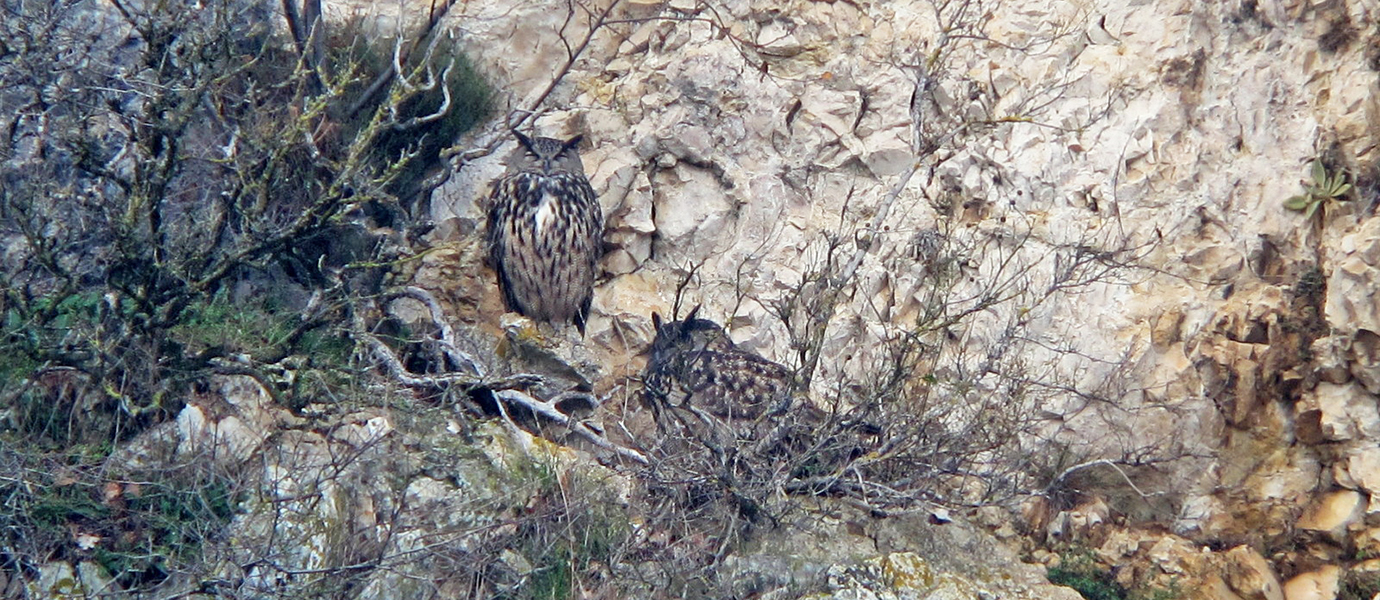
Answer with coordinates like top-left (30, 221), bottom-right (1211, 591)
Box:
top-left (392, 286), bottom-right (484, 376)
top-left (345, 0), bottom-right (461, 119)
top-left (496, 390), bottom-right (649, 465)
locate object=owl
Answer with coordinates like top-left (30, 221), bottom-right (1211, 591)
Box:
top-left (485, 131), bottom-right (604, 333)
top-left (642, 307), bottom-right (794, 429)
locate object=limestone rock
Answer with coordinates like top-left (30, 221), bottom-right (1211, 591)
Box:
top-left (1296, 382), bottom-right (1380, 444)
top-left (1223, 545), bottom-right (1284, 600)
top-left (1239, 446), bottom-right (1322, 514)
top-left (1353, 330), bottom-right (1380, 394)
top-left (1282, 565), bottom-right (1341, 600)
top-left (35, 562), bottom-right (78, 597)
top-left (1089, 531), bottom-right (1302, 600)
top-left (1355, 527), bottom-right (1380, 558)
top-left (729, 504), bottom-right (1083, 600)
top-left (595, 149), bottom-right (655, 276)
top-left (1296, 489), bottom-right (1365, 542)
top-left (1175, 493), bottom-right (1224, 537)
top-left (175, 404), bottom-right (264, 465)
top-left (818, 553), bottom-right (993, 600)
top-left (1326, 219), bottom-right (1380, 335)
top-left (1312, 335), bottom-right (1353, 385)
top-left (1345, 449), bottom-right (1380, 497)
top-left (75, 562), bottom-right (118, 597)
top-left (328, 413), bottom-right (394, 449)
top-left (1145, 536), bottom-right (1207, 577)
top-left (1046, 496), bottom-right (1111, 543)
top-left (68, 0), bottom-right (1380, 595)
top-left (650, 165), bottom-right (736, 262)
top-left (392, 0), bottom-right (1380, 595)
top-left (22, 560), bottom-right (118, 598)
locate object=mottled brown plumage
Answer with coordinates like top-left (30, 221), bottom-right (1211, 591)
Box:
top-left (486, 131), bottom-right (604, 332)
top-left (642, 308), bottom-right (794, 429)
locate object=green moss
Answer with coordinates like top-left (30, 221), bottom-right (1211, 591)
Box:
top-left (1047, 548), bottom-right (1180, 600)
top-left (172, 294), bottom-right (293, 357)
top-left (27, 483), bottom-right (112, 529)
top-left (170, 291), bottom-right (356, 410)
top-left (91, 478), bottom-right (238, 586)
top-left (1048, 559), bottom-right (1126, 600)
top-left (2, 291), bottom-right (108, 387)
top-left (172, 291), bottom-right (348, 362)
top-left (1341, 570), bottom-right (1380, 600)
top-left (527, 545), bottom-right (576, 600)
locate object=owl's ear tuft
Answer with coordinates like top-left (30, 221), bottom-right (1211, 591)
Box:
top-left (512, 129), bottom-right (535, 151)
top-left (652, 312), bottom-right (663, 329)
top-left (684, 304), bottom-right (702, 323)
top-left (563, 134), bottom-right (585, 152)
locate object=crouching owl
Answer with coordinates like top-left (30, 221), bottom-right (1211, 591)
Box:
top-left (642, 307), bottom-right (795, 430)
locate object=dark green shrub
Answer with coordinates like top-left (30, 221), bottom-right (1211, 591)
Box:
top-left (1341, 569), bottom-right (1380, 600)
top-left (329, 17), bottom-right (493, 207)
top-left (1047, 548), bottom-right (1180, 600)
top-left (1048, 550), bottom-right (1128, 600)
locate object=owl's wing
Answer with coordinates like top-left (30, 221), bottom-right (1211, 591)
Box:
top-left (485, 176), bottom-right (530, 316)
top-left (484, 178), bottom-right (511, 264)
top-left (566, 176), bottom-right (604, 333)
top-left (570, 176), bottom-right (605, 259)
top-left (685, 351), bottom-right (793, 421)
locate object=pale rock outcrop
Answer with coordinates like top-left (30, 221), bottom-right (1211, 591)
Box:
top-left (34, 562), bottom-right (78, 597)
top-left (7, 0), bottom-right (1367, 595)
top-left (1326, 218), bottom-right (1380, 336)
top-left (1344, 448), bottom-right (1380, 498)
top-left (1296, 382), bottom-right (1380, 444)
top-left (727, 506), bottom-right (1084, 600)
top-left (169, 375), bottom-right (300, 466)
top-left (1320, 210), bottom-right (1380, 389)
top-left (1312, 334), bottom-right (1353, 385)
top-left (1353, 330), bottom-right (1380, 395)
top-left (1092, 530), bottom-right (1295, 600)
top-left (20, 560), bottom-right (119, 598)
top-left (814, 552), bottom-right (1077, 600)
top-left (374, 0), bottom-right (1380, 593)
top-left (1296, 489), bottom-right (1365, 543)
top-left (590, 144), bottom-right (655, 275)
top-left (175, 406), bottom-right (262, 464)
top-left (1282, 565), bottom-right (1342, 600)
top-left (1355, 528), bottom-right (1380, 557)
top-left (1223, 545), bottom-right (1285, 600)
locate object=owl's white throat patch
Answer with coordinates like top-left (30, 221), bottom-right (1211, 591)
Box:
top-left (533, 192), bottom-right (557, 233)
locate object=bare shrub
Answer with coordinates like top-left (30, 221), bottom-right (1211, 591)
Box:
top-left (0, 0), bottom-right (490, 592)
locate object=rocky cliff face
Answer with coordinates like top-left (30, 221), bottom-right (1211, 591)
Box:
top-left (22, 0), bottom-right (1380, 598)
top-left (421, 0), bottom-right (1380, 597)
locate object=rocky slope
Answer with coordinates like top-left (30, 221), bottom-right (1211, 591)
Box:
top-left (425, 0), bottom-right (1380, 597)
top-left (17, 0), bottom-right (1380, 598)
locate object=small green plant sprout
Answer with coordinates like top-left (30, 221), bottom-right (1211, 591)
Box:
top-left (1284, 160), bottom-right (1353, 219)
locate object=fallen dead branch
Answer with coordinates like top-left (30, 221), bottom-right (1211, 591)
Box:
top-left (353, 290), bottom-right (648, 465)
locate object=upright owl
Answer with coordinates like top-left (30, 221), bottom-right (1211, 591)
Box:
top-left (485, 131), bottom-right (604, 333)
top-left (642, 307), bottom-right (794, 428)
